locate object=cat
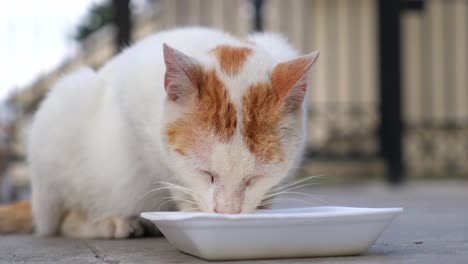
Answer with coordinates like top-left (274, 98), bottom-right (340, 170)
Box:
top-left (0, 27), bottom-right (318, 238)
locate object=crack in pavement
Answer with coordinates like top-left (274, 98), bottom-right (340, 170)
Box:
top-left (83, 241), bottom-right (120, 264)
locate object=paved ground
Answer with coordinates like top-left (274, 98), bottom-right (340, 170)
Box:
top-left (1, 182), bottom-right (467, 263)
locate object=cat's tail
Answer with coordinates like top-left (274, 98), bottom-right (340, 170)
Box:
top-left (0, 199), bottom-right (34, 233)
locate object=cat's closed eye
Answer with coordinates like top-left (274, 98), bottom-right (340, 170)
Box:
top-left (200, 170), bottom-right (216, 184)
top-left (245, 175), bottom-right (264, 187)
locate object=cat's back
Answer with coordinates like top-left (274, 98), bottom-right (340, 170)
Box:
top-left (28, 67), bottom-right (101, 175)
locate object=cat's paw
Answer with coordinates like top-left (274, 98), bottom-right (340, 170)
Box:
top-left (101, 217), bottom-right (144, 239)
top-left (61, 211), bottom-right (145, 239)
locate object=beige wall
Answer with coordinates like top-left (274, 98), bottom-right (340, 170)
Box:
top-left (402, 0), bottom-right (468, 176)
top-left (402, 0), bottom-right (468, 125)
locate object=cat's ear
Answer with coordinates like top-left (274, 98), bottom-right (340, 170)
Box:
top-left (163, 43), bottom-right (203, 104)
top-left (271, 51), bottom-right (319, 111)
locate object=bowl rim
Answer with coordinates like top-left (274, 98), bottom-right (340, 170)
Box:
top-left (141, 206), bottom-right (403, 222)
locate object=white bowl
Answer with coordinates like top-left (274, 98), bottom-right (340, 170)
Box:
top-left (141, 206), bottom-right (402, 260)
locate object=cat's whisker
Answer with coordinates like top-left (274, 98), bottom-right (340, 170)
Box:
top-left (149, 182), bottom-right (201, 199)
top-left (138, 182), bottom-right (202, 208)
top-left (268, 175), bottom-right (322, 194)
top-left (268, 183), bottom-right (312, 196)
top-left (154, 196), bottom-right (197, 204)
top-left (265, 191), bottom-right (325, 203)
top-left (137, 187), bottom-right (171, 203)
top-left (266, 182), bottom-right (321, 198)
top-left (180, 205), bottom-right (201, 212)
top-left (259, 197), bottom-right (317, 207)
top-left (157, 196), bottom-right (199, 211)
top-left (265, 185), bottom-right (326, 197)
top-left (143, 186), bottom-right (177, 196)
top-left (163, 184), bottom-right (201, 199)
top-left (153, 181), bottom-right (195, 194)
top-left (149, 183), bottom-right (203, 211)
top-left (164, 192), bottom-right (197, 202)
top-left (138, 186), bottom-right (190, 203)
top-left (275, 175), bottom-right (322, 188)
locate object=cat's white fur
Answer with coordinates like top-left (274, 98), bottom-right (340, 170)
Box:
top-left (28, 27), bottom-right (317, 238)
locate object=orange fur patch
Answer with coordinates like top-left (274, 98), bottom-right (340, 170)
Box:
top-left (211, 45), bottom-right (252, 76)
top-left (0, 199), bottom-right (33, 233)
top-left (241, 82), bottom-right (285, 163)
top-left (166, 70), bottom-right (237, 155)
top-left (271, 56), bottom-right (312, 100)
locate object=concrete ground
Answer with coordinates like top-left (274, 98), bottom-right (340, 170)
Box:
top-left (1, 182), bottom-right (467, 263)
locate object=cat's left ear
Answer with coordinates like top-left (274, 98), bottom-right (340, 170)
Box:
top-left (271, 51), bottom-right (319, 111)
top-left (163, 43), bottom-right (203, 104)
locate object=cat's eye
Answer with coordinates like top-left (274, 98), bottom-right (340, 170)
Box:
top-left (245, 175), bottom-right (263, 187)
top-left (200, 170), bottom-right (216, 184)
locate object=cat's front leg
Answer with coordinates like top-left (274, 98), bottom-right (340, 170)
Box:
top-left (60, 210), bottom-right (144, 239)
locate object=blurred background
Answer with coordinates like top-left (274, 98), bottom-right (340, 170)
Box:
top-left (0, 0), bottom-right (467, 202)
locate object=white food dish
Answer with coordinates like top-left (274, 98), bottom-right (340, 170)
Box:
top-left (141, 206), bottom-right (402, 260)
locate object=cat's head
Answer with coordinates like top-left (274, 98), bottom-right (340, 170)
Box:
top-left (161, 43), bottom-right (318, 213)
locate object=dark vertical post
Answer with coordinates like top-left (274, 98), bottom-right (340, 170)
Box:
top-left (378, 0), bottom-right (404, 183)
top-left (113, 0), bottom-right (132, 52)
top-left (253, 0), bottom-right (264, 31)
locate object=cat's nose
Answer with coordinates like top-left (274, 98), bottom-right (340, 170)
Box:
top-left (213, 206), bottom-right (241, 214)
top-left (213, 188), bottom-right (244, 214)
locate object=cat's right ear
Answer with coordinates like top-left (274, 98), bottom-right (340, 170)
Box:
top-left (163, 43), bottom-right (203, 104)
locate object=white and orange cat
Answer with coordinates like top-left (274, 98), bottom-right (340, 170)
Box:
top-left (0, 27), bottom-right (318, 238)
